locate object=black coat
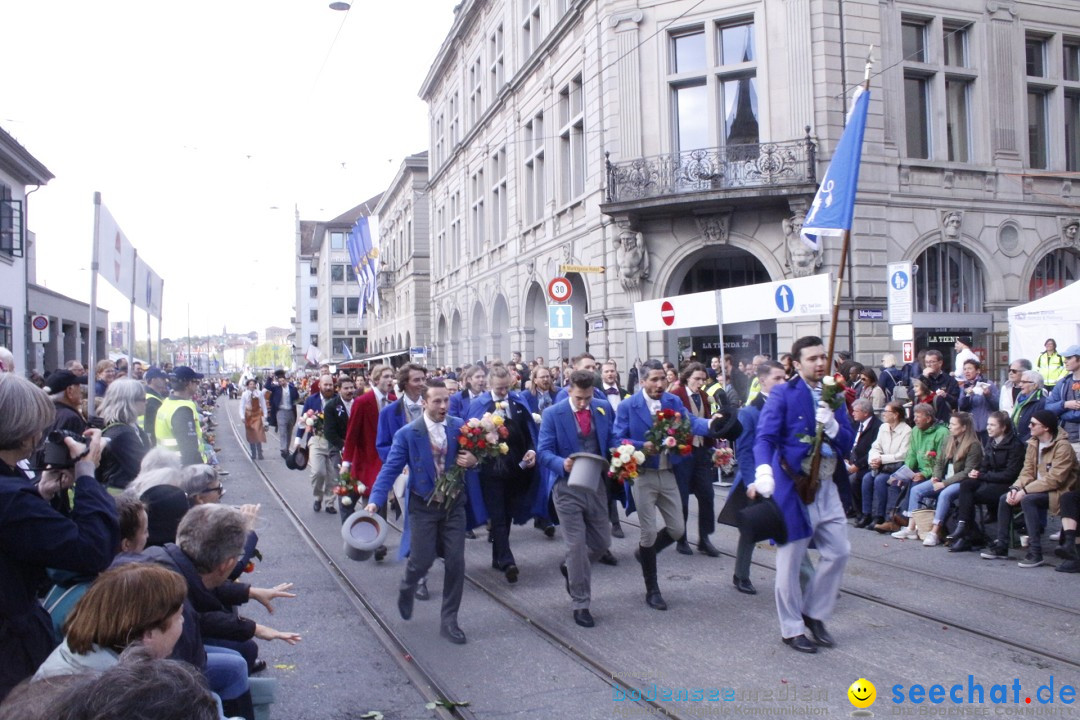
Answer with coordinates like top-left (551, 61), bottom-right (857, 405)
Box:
top-left (0, 460), bottom-right (119, 700)
top-left (98, 423), bottom-right (150, 490)
top-left (322, 395), bottom-right (350, 451)
top-left (923, 372), bottom-right (960, 410)
top-left (978, 432), bottom-right (1026, 485)
top-left (850, 416), bottom-right (882, 473)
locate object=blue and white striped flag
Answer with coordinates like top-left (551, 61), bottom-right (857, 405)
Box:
top-left (801, 87), bottom-right (870, 251)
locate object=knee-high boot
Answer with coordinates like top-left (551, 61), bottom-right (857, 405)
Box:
top-left (639, 545), bottom-right (667, 610)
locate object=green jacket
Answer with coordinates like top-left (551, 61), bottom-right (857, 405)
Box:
top-left (904, 422), bottom-right (949, 476)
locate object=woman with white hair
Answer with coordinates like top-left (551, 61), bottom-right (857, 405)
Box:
top-left (1010, 370), bottom-right (1046, 444)
top-left (96, 379), bottom-right (150, 492)
top-left (0, 374), bottom-right (120, 701)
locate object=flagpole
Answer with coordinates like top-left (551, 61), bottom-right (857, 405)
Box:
top-left (129, 248), bottom-right (137, 369)
top-left (88, 192), bottom-right (101, 415)
top-left (809, 46), bottom-right (873, 485)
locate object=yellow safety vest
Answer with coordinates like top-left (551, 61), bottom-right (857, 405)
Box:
top-left (746, 377), bottom-right (762, 403)
top-left (155, 397), bottom-right (206, 461)
top-left (1037, 352), bottom-right (1067, 387)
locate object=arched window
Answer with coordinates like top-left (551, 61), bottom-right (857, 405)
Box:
top-left (1029, 248), bottom-right (1080, 300)
top-left (914, 243), bottom-right (984, 313)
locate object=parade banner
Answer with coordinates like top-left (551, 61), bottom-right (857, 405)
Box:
top-left (134, 255), bottom-right (165, 319)
top-left (95, 203), bottom-right (137, 296)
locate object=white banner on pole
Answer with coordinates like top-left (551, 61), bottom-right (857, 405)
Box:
top-left (719, 273), bottom-right (831, 324)
top-left (633, 291), bottom-right (718, 332)
top-left (135, 256), bottom-right (165, 318)
top-left (95, 204), bottom-right (137, 296)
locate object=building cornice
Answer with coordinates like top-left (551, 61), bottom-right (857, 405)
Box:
top-left (0, 126), bottom-right (54, 186)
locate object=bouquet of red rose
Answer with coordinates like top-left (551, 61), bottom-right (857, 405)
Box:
top-left (644, 408), bottom-right (693, 457)
top-left (712, 440), bottom-right (735, 471)
top-left (430, 412), bottom-right (509, 511)
top-left (333, 467), bottom-right (365, 505)
top-left (300, 409), bottom-right (325, 436)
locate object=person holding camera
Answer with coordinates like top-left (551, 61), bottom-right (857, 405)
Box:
top-left (0, 374), bottom-right (120, 701)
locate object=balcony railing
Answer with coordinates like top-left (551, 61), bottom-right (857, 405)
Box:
top-left (605, 131), bottom-right (816, 204)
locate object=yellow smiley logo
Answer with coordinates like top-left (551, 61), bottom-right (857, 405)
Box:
top-left (848, 678), bottom-right (876, 709)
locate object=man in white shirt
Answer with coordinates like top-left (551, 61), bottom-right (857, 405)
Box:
top-left (953, 336), bottom-right (978, 380)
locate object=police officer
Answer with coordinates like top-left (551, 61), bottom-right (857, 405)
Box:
top-left (155, 367), bottom-right (207, 466)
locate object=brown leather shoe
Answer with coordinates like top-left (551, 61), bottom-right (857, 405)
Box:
top-left (874, 520), bottom-right (900, 534)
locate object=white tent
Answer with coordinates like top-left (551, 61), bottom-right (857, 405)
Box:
top-left (1007, 282), bottom-right (1080, 361)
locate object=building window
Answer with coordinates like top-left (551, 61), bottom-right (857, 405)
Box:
top-left (943, 23), bottom-right (973, 162)
top-left (450, 191), bottom-right (462, 267)
top-left (449, 91), bottom-right (460, 147)
top-left (559, 74), bottom-right (586, 203)
top-left (330, 232), bottom-right (345, 250)
top-left (331, 264), bottom-right (345, 282)
top-left (901, 19), bottom-right (932, 160)
top-left (434, 113), bottom-right (445, 168)
top-left (491, 147), bottom-right (508, 244)
top-left (310, 334), bottom-right (318, 347)
top-left (666, 20), bottom-right (758, 154)
top-left (522, 0), bottom-right (541, 60)
top-left (469, 56), bottom-right (483, 128)
top-left (435, 203), bottom-right (446, 273)
top-left (1028, 89), bottom-right (1049, 169)
top-left (1021, 34), bottom-right (1080, 171)
top-left (470, 168), bottom-right (485, 256)
top-left (489, 25), bottom-right (504, 99)
top-left (309, 309), bottom-right (318, 321)
top-left (914, 243), bottom-right (984, 313)
top-left (524, 113), bottom-right (546, 224)
top-left (309, 264), bottom-right (318, 276)
top-left (0, 306), bottom-right (11, 350)
top-left (332, 297), bottom-right (346, 315)
top-left (347, 297), bottom-right (359, 315)
top-left (309, 286), bottom-right (318, 298)
top-left (1030, 248), bottom-right (1080, 300)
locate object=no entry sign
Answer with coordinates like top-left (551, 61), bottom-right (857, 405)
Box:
top-left (660, 301), bottom-right (675, 326)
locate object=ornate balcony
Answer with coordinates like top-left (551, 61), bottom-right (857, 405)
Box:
top-left (602, 132), bottom-right (817, 218)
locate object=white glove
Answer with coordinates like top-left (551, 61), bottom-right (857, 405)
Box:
top-left (753, 464), bottom-right (775, 498)
top-left (341, 461), bottom-right (351, 470)
top-left (816, 402), bottom-right (840, 439)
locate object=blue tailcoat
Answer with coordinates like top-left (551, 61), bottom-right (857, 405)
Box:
top-left (752, 377), bottom-right (855, 542)
top-left (466, 390), bottom-right (543, 523)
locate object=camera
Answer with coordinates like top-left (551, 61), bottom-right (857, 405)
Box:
top-left (42, 430), bottom-right (84, 469)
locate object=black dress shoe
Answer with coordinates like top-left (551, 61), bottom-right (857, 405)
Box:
top-left (559, 563), bottom-right (571, 597)
top-left (250, 659), bottom-right (267, 674)
top-left (611, 523), bottom-right (625, 539)
top-left (732, 575), bottom-right (757, 595)
top-left (324, 504), bottom-right (337, 514)
top-left (699, 539), bottom-right (721, 557)
top-left (397, 588), bottom-right (414, 620)
top-left (945, 520), bottom-right (968, 543)
top-left (854, 515), bottom-right (873, 529)
top-left (676, 539), bottom-right (693, 555)
top-left (440, 623), bottom-right (467, 644)
top-left (573, 609), bottom-right (595, 628)
top-left (374, 545), bottom-right (388, 562)
top-left (544, 524), bottom-right (556, 538)
top-left (598, 550), bottom-right (618, 566)
top-left (504, 564), bottom-right (519, 583)
top-left (314, 500), bottom-right (322, 512)
top-left (782, 635), bottom-right (817, 654)
top-left (645, 590), bottom-right (668, 611)
top-left (414, 579), bottom-right (430, 601)
top-left (802, 615), bottom-right (834, 647)
top-left (948, 537), bottom-right (972, 553)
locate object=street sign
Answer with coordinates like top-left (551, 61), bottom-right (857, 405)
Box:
top-left (559, 264), bottom-right (605, 274)
top-left (548, 304), bottom-right (573, 339)
top-left (902, 340), bottom-right (914, 363)
top-left (857, 308), bottom-right (885, 320)
top-left (887, 261), bottom-right (913, 324)
top-left (31, 314), bottom-right (49, 343)
top-left (547, 277), bottom-right (572, 303)
top-left (633, 291), bottom-right (718, 332)
top-left (720, 273), bottom-right (831, 324)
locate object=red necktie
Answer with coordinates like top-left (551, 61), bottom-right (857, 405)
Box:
top-left (575, 409), bottom-right (591, 437)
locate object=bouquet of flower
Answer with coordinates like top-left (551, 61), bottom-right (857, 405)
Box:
top-left (644, 408), bottom-right (693, 457)
top-left (430, 412), bottom-right (510, 511)
top-left (712, 441), bottom-right (735, 471)
top-left (301, 409), bottom-right (325, 436)
top-left (608, 440), bottom-right (646, 486)
top-left (333, 467), bottom-right (366, 506)
top-left (797, 375), bottom-right (846, 461)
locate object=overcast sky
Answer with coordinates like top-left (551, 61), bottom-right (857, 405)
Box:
top-left (2, 0), bottom-right (454, 340)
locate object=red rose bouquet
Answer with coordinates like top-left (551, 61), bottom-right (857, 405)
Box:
top-left (430, 412), bottom-right (509, 511)
top-left (644, 408), bottom-right (693, 457)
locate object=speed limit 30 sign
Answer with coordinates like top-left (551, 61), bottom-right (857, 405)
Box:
top-left (547, 277), bottom-right (572, 303)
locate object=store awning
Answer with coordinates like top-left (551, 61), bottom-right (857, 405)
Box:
top-left (337, 348), bottom-right (408, 369)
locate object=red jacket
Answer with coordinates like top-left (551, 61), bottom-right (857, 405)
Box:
top-left (342, 390), bottom-right (395, 495)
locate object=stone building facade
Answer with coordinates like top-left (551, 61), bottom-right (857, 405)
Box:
top-left (419, 0), bottom-right (1080, 375)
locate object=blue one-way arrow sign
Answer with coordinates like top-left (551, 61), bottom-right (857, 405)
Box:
top-left (548, 304), bottom-right (573, 340)
top-left (774, 284), bottom-right (794, 314)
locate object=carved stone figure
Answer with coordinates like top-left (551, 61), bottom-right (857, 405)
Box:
top-left (1063, 218), bottom-right (1080, 246)
top-left (696, 214), bottom-right (729, 245)
top-left (942, 211), bottom-right (963, 240)
top-left (616, 229), bottom-right (649, 290)
top-left (783, 214), bottom-right (821, 278)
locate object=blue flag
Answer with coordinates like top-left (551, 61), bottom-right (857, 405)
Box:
top-left (341, 341), bottom-right (353, 360)
top-left (347, 217), bottom-right (380, 320)
top-left (801, 87), bottom-right (870, 251)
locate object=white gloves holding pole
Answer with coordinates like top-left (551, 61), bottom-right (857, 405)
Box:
top-left (816, 401), bottom-right (839, 438)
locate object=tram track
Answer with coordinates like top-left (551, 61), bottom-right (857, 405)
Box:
top-left (223, 401), bottom-right (690, 720)
top-left (616, 510), bottom-right (1080, 671)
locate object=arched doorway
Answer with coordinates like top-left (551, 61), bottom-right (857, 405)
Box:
top-left (664, 246), bottom-right (773, 364)
top-left (436, 315), bottom-right (448, 366)
top-left (523, 282), bottom-right (547, 362)
top-left (565, 272), bottom-right (588, 358)
top-left (491, 295), bottom-right (511, 361)
top-left (912, 242), bottom-right (988, 374)
top-left (471, 301), bottom-right (487, 364)
top-left (1029, 248), bottom-right (1080, 300)
top-left (450, 311), bottom-right (462, 368)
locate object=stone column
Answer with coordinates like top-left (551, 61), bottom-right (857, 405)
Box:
top-left (785, 0), bottom-right (814, 139)
top-left (610, 12), bottom-right (644, 159)
top-left (986, 2), bottom-right (1021, 162)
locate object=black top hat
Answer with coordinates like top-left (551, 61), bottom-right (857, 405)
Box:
top-left (737, 496), bottom-right (788, 545)
top-left (709, 411), bottom-right (742, 441)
